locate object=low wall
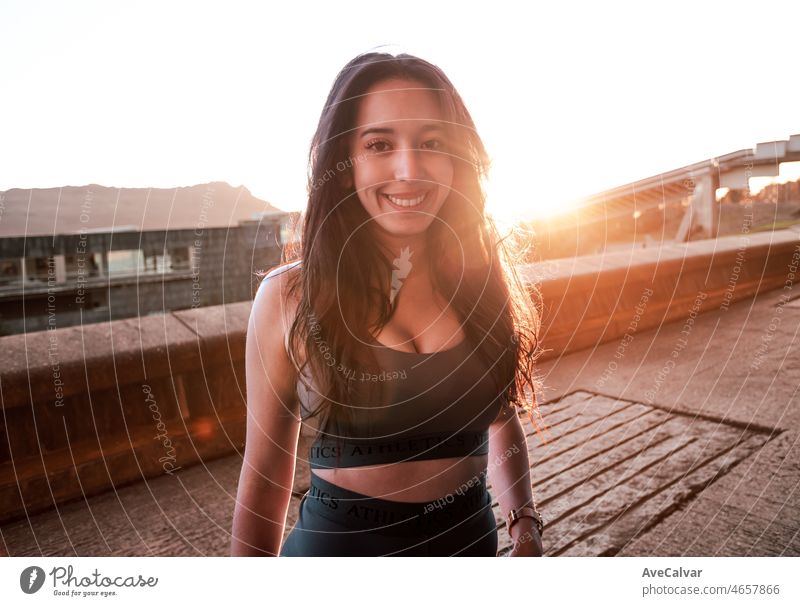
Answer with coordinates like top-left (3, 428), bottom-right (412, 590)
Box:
top-left (1, 227), bottom-right (798, 523)
top-left (531, 228), bottom-right (800, 356)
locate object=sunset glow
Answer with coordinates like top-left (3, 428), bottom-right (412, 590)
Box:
top-left (1, 1), bottom-right (798, 226)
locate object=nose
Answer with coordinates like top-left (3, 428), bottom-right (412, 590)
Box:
top-left (393, 144), bottom-right (427, 182)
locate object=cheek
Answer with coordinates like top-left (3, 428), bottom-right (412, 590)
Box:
top-left (432, 157), bottom-right (454, 186)
top-left (433, 159), bottom-right (455, 200)
top-left (352, 161), bottom-right (383, 200)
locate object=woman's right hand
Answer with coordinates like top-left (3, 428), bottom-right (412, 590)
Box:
top-left (507, 522), bottom-right (543, 557)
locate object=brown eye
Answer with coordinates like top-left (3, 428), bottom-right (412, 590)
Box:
top-left (365, 139), bottom-right (390, 153)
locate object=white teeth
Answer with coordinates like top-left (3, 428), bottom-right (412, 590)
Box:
top-left (385, 192), bottom-right (426, 207)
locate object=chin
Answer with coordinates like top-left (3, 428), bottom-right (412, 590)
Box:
top-left (390, 215), bottom-right (435, 229)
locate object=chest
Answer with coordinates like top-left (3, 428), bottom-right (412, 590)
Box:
top-left (371, 278), bottom-right (465, 355)
top-left (344, 342), bottom-right (504, 439)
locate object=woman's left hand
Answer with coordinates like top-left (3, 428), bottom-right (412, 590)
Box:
top-left (507, 520), bottom-right (543, 556)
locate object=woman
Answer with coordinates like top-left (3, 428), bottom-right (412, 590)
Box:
top-left (231, 51), bottom-right (547, 557)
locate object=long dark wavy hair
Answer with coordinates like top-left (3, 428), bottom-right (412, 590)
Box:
top-left (257, 51), bottom-right (547, 442)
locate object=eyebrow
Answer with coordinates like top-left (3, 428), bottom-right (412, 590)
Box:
top-left (359, 124), bottom-right (445, 138)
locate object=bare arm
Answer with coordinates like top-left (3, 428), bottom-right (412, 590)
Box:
top-left (487, 402), bottom-right (543, 556)
top-left (230, 270), bottom-right (301, 556)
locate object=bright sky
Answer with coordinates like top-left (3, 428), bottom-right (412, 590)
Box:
top-left (2, 0), bottom-right (799, 228)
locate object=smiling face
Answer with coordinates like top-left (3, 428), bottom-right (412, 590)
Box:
top-left (347, 78), bottom-right (455, 253)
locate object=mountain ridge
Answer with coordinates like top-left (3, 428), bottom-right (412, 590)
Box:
top-left (0, 182), bottom-right (285, 238)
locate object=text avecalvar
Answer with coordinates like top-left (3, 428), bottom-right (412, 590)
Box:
top-left (642, 568), bottom-right (702, 578)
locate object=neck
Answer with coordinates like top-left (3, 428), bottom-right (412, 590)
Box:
top-left (373, 229), bottom-right (430, 271)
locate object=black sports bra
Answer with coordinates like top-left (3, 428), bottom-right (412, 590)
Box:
top-left (299, 334), bottom-right (506, 469)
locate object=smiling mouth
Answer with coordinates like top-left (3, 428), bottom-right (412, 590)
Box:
top-left (381, 190), bottom-right (431, 209)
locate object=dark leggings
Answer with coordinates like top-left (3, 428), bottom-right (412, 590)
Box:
top-left (280, 472), bottom-right (499, 557)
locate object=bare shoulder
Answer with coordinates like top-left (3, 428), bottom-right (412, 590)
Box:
top-left (253, 261), bottom-right (303, 357)
top-left (263, 259), bottom-right (302, 282)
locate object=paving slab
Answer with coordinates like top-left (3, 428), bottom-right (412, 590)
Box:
top-left (540, 285), bottom-right (800, 431)
top-left (538, 283), bottom-right (799, 556)
top-left (0, 454), bottom-right (301, 556)
top-left (617, 430), bottom-right (800, 556)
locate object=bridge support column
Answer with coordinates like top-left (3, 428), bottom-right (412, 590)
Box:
top-left (675, 170), bottom-right (720, 241)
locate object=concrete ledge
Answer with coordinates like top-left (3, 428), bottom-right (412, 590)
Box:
top-left (534, 228), bottom-right (800, 358)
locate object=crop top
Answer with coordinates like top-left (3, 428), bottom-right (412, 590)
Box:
top-left (297, 333), bottom-right (506, 469)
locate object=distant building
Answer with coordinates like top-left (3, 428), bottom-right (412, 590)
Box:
top-left (0, 212), bottom-right (298, 336)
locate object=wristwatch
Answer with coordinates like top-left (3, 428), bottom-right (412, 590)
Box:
top-left (507, 505), bottom-right (544, 538)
